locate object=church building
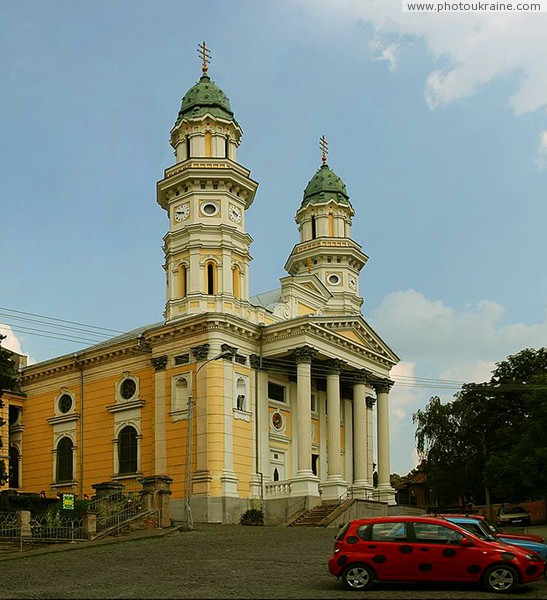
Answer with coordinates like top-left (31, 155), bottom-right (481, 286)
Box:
top-left (4, 46), bottom-right (399, 524)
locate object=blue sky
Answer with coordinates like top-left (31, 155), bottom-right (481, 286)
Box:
top-left (2, 0), bottom-right (547, 474)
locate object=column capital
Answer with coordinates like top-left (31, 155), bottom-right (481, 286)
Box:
top-left (191, 344), bottom-right (210, 361)
top-left (325, 358), bottom-right (346, 375)
top-left (150, 355), bottom-right (168, 372)
top-left (374, 379), bottom-right (394, 394)
top-left (249, 354), bottom-right (262, 370)
top-left (354, 369), bottom-right (374, 385)
top-left (220, 343), bottom-right (237, 359)
top-left (366, 396), bottom-right (376, 409)
top-left (291, 345), bottom-right (318, 364)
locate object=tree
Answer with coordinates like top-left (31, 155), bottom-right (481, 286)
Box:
top-left (413, 348), bottom-right (547, 506)
top-left (0, 334), bottom-right (21, 485)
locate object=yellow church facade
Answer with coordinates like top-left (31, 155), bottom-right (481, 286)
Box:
top-left (6, 48), bottom-right (399, 524)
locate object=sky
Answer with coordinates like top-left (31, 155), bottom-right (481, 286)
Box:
top-left (1, 0), bottom-right (547, 475)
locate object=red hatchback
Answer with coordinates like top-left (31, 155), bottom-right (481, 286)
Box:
top-left (328, 516), bottom-right (545, 593)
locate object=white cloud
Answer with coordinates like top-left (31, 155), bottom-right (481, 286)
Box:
top-left (0, 324), bottom-right (34, 365)
top-left (0, 324), bottom-right (24, 355)
top-left (299, 0), bottom-right (547, 115)
top-left (370, 36), bottom-right (399, 71)
top-left (371, 289), bottom-right (547, 373)
top-left (389, 361), bottom-right (421, 422)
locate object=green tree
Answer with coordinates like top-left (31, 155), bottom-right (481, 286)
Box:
top-left (413, 348), bottom-right (547, 506)
top-left (0, 334), bottom-right (21, 485)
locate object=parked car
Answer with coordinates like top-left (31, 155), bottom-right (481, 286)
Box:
top-left (498, 506), bottom-right (531, 527)
top-left (328, 516), bottom-right (545, 593)
top-left (440, 515), bottom-right (547, 561)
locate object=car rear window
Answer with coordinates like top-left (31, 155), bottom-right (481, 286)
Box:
top-left (370, 522), bottom-right (408, 542)
top-left (335, 522), bottom-right (351, 541)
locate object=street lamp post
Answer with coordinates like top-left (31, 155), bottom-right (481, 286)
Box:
top-left (183, 350), bottom-right (233, 530)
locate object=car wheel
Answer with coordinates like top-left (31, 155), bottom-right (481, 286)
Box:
top-left (483, 564), bottom-right (518, 593)
top-left (341, 564), bottom-right (374, 591)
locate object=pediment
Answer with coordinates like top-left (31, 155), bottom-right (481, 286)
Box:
top-left (280, 274), bottom-right (331, 303)
top-left (313, 316), bottom-right (399, 364)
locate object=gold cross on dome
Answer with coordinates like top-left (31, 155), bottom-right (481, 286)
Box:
top-left (197, 41), bottom-right (211, 74)
top-left (319, 135), bottom-right (328, 165)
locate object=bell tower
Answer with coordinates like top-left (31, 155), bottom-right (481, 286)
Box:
top-left (157, 43), bottom-right (258, 322)
top-left (284, 136), bottom-right (367, 315)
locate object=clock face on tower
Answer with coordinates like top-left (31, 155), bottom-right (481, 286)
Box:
top-left (174, 204), bottom-right (190, 222)
top-left (229, 205), bottom-right (242, 224)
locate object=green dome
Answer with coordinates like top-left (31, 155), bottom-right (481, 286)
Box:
top-left (175, 74), bottom-right (237, 126)
top-left (301, 164), bottom-right (351, 208)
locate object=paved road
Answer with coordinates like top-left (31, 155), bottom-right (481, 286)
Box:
top-left (1, 524), bottom-right (546, 599)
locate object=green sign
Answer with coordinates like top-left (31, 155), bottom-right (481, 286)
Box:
top-left (62, 493), bottom-right (75, 510)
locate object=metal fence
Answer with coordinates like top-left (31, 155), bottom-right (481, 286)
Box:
top-left (0, 512), bottom-right (19, 538)
top-left (30, 514), bottom-right (86, 541)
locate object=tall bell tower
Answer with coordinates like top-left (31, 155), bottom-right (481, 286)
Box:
top-left (157, 43), bottom-right (258, 323)
top-left (284, 137), bottom-right (367, 315)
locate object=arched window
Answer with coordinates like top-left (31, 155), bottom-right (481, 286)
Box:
top-left (118, 426), bottom-right (138, 475)
top-left (185, 135), bottom-right (191, 159)
top-left (174, 377), bottom-right (189, 412)
top-left (206, 261), bottom-right (216, 295)
top-left (9, 446), bottom-right (19, 489)
top-left (329, 213), bottom-right (335, 237)
top-left (178, 264), bottom-right (187, 298)
top-left (236, 377), bottom-right (246, 411)
top-left (232, 265), bottom-right (241, 299)
top-left (225, 136), bottom-right (230, 158)
top-left (56, 437), bottom-right (74, 483)
top-left (311, 215), bottom-right (317, 239)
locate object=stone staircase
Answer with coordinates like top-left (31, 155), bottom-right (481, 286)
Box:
top-left (289, 503), bottom-right (338, 527)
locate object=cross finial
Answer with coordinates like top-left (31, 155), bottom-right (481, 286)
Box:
top-left (197, 41), bottom-right (211, 75)
top-left (319, 135), bottom-right (328, 165)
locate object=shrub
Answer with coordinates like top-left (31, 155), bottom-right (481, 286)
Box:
top-left (239, 508), bottom-right (264, 526)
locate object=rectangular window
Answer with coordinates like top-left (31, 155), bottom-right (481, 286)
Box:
top-left (235, 354), bottom-right (246, 365)
top-left (370, 522), bottom-right (408, 542)
top-left (174, 353), bottom-right (190, 365)
top-left (268, 382), bottom-right (285, 403)
top-left (311, 394), bottom-right (317, 412)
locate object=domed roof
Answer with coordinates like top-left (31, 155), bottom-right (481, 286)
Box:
top-left (301, 164), bottom-right (352, 208)
top-left (174, 74), bottom-right (237, 126)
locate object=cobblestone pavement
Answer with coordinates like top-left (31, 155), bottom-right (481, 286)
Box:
top-left (1, 524), bottom-right (546, 599)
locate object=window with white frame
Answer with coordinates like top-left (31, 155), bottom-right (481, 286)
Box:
top-left (268, 381), bottom-right (286, 403)
top-left (117, 425), bottom-right (138, 475)
top-left (56, 436), bottom-right (74, 483)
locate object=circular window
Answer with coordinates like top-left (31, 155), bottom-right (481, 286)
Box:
top-left (201, 202), bottom-right (219, 216)
top-left (120, 378), bottom-right (137, 400)
top-left (272, 411), bottom-right (284, 431)
top-left (327, 274), bottom-right (341, 285)
top-left (58, 394), bottom-right (73, 414)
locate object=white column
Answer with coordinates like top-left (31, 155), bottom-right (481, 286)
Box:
top-left (366, 397), bottom-right (375, 488)
top-left (291, 346), bottom-right (319, 497)
top-left (250, 357), bottom-right (269, 497)
top-left (321, 359), bottom-right (347, 501)
top-left (352, 374), bottom-right (369, 498)
top-left (375, 381), bottom-right (396, 505)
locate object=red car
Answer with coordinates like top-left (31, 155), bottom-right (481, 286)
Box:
top-left (328, 516), bottom-right (545, 593)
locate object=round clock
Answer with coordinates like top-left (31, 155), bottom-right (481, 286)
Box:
top-left (174, 204), bottom-right (190, 222)
top-left (349, 277), bottom-right (357, 290)
top-left (229, 205), bottom-right (242, 224)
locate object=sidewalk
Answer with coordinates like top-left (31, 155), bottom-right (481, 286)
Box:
top-left (0, 524), bottom-right (184, 562)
